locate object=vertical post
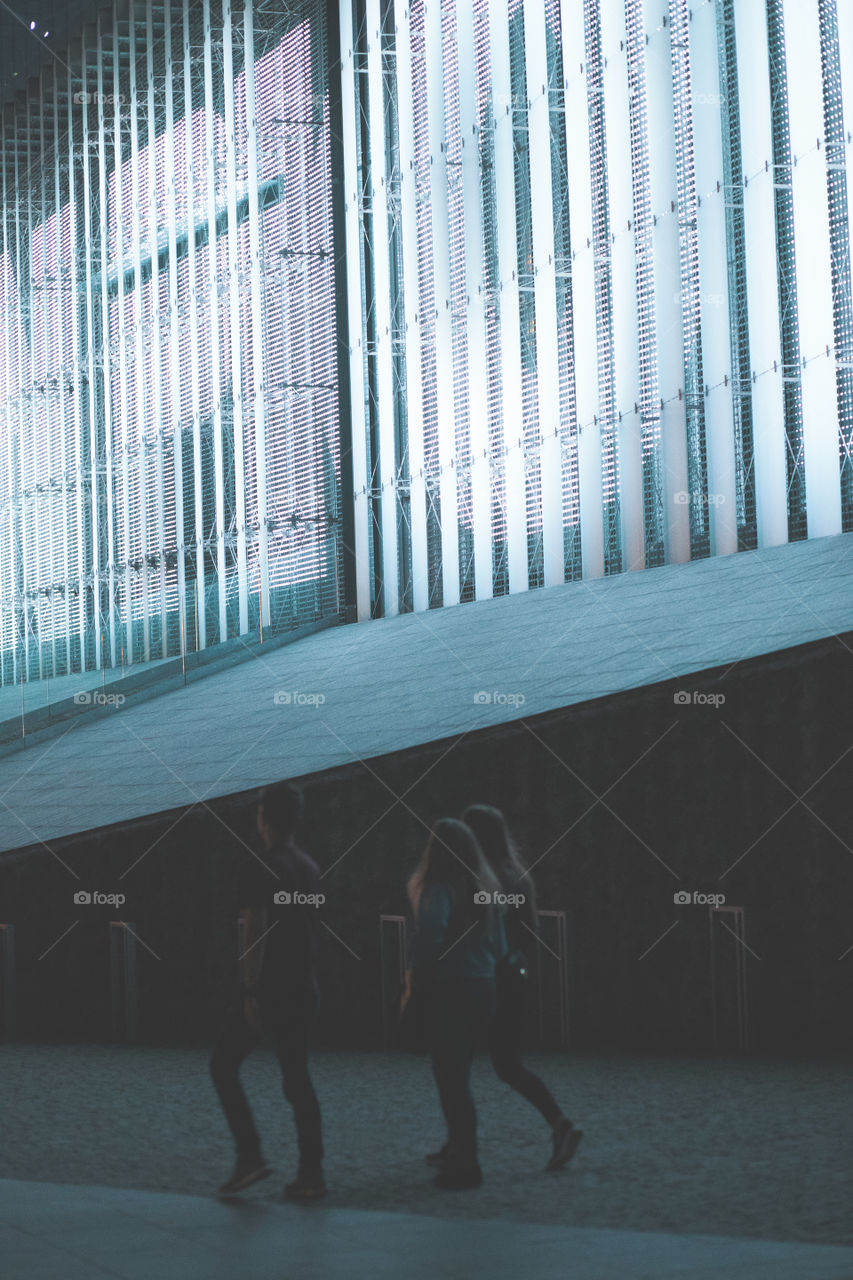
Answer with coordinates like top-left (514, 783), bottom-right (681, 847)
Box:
top-left (379, 914), bottom-right (407, 1048)
top-left (0, 923), bottom-right (16, 1039)
top-left (184, 0), bottom-right (207, 651)
top-left (110, 921), bottom-right (138, 1043)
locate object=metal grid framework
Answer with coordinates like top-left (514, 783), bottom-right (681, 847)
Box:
top-left (341, 0), bottom-right (853, 619)
top-left (3, 0), bottom-right (853, 656)
top-left (0, 0), bottom-right (343, 683)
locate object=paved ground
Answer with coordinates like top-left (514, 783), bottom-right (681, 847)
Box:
top-left (2, 1044), bottom-right (851, 1254)
top-left (4, 1178), bottom-right (853, 1280)
top-left (1, 531), bottom-right (852, 854)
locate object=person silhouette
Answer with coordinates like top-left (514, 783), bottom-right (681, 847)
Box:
top-left (457, 804), bottom-right (582, 1172)
top-left (210, 781), bottom-right (325, 1200)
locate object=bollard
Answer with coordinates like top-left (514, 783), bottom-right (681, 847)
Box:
top-left (379, 915), bottom-right (407, 1049)
top-left (110, 921), bottom-right (138, 1042)
top-left (0, 923), bottom-right (15, 1040)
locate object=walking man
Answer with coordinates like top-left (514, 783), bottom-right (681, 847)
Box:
top-left (210, 780), bottom-right (326, 1200)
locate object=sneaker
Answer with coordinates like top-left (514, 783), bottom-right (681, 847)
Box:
top-left (217, 1153), bottom-right (272, 1195)
top-left (425, 1143), bottom-right (451, 1167)
top-left (434, 1163), bottom-right (483, 1190)
top-left (546, 1119), bottom-right (583, 1172)
top-left (284, 1170), bottom-right (327, 1201)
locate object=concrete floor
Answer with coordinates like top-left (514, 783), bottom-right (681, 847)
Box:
top-left (3, 1178), bottom-right (853, 1280)
top-left (3, 1044), bottom-right (853, 1278)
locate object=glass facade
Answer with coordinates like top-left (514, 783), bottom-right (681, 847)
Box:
top-left (2, 0), bottom-right (852, 673)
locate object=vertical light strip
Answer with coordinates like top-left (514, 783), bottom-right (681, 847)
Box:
top-left (732, 0), bottom-right (787, 548)
top-left (365, 0), bottom-right (400, 616)
top-left (340, 0), bottom-right (372, 620)
top-left (643, 0), bottom-right (688, 563)
top-left (392, 0), bottom-right (429, 612)
top-left (766, 0), bottom-right (808, 541)
top-left (669, 0), bottom-right (709, 559)
top-left (523, 0), bottom-right (563, 588)
top-left (441, 0), bottom-right (475, 602)
top-left (243, 0), bottom-right (271, 629)
top-left (562, 0), bottom-right (603, 579)
top-left (488, 0), bottom-right (528, 592)
top-left (455, 0), bottom-right (492, 601)
top-left (782, 0), bottom-right (839, 538)
top-left (202, 0), bottom-right (227, 642)
top-left (584, 0), bottom-right (622, 574)
top-left (625, 0), bottom-right (664, 567)
top-left (835, 0), bottom-right (853, 528)
top-left (817, 0), bottom-right (853, 531)
top-left (96, 17), bottom-right (116, 666)
top-left (222, 0), bottom-right (250, 633)
top-left (424, 0), bottom-right (460, 606)
top-left (164, 0), bottom-right (187, 660)
top-left (147, 2), bottom-right (169, 655)
top-left (67, 45), bottom-right (87, 669)
top-left (508, 0), bottom-right (544, 589)
top-left (183, 0), bottom-right (206, 650)
top-left (543, 0), bottom-right (581, 582)
top-left (689, 0), bottom-right (738, 558)
top-left (714, 0), bottom-right (757, 551)
top-left (599, 0), bottom-right (642, 573)
top-left (129, 9), bottom-right (151, 662)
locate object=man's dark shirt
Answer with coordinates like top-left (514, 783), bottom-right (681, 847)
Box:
top-left (236, 841), bottom-right (321, 1000)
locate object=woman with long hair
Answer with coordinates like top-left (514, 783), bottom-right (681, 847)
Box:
top-left (405, 817), bottom-right (505, 1189)
top-left (458, 804), bottom-right (582, 1172)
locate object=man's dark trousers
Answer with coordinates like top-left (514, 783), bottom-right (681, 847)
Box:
top-left (210, 988), bottom-right (323, 1173)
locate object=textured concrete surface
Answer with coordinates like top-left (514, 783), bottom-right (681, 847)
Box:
top-left (0, 532), bottom-right (851, 854)
top-left (2, 1044), bottom-right (851, 1250)
top-left (4, 1180), bottom-right (853, 1280)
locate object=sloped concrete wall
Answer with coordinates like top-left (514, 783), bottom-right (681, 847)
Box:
top-left (1, 631), bottom-right (851, 1054)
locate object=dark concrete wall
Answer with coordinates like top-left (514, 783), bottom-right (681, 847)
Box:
top-left (1, 631), bottom-right (851, 1054)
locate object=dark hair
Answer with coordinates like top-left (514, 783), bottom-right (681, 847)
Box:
top-left (462, 804), bottom-right (536, 913)
top-left (258, 781), bottom-right (303, 838)
top-left (407, 817), bottom-right (502, 931)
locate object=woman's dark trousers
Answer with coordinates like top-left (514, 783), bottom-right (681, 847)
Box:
top-left (430, 977), bottom-right (495, 1168)
top-left (488, 965), bottom-right (562, 1128)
